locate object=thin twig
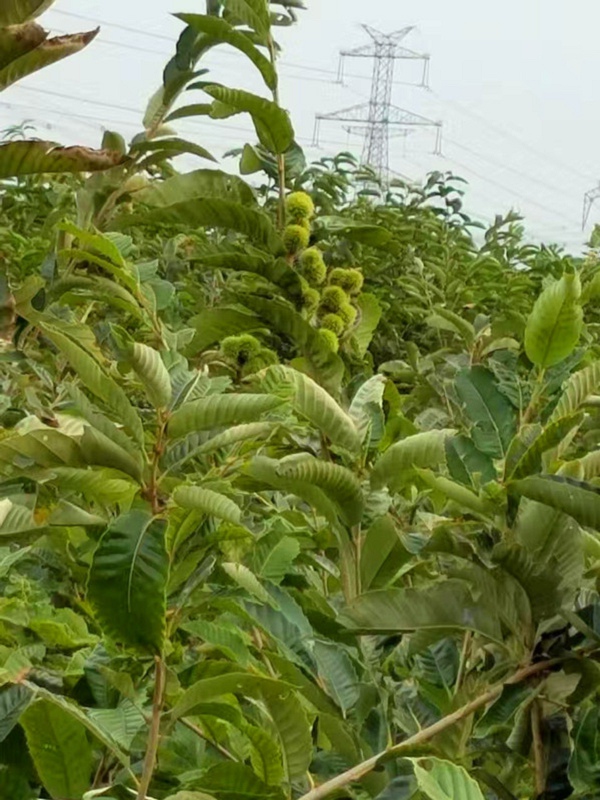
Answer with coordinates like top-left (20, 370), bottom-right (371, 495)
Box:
top-left (147, 410), bottom-right (169, 514)
top-left (531, 699), bottom-right (545, 797)
top-left (136, 657), bottom-right (166, 800)
top-left (454, 631), bottom-right (472, 697)
top-left (297, 657), bottom-right (563, 800)
top-left (181, 718), bottom-right (237, 761)
top-left (267, 34), bottom-right (286, 230)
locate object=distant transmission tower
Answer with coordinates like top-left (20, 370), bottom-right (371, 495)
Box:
top-left (583, 181), bottom-right (600, 230)
top-left (313, 25), bottom-right (442, 181)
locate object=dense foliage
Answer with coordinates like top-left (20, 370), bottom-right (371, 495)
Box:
top-left (4, 2), bottom-right (600, 800)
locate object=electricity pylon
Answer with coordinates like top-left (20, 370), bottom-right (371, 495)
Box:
top-left (313, 25), bottom-right (442, 181)
top-left (583, 182), bottom-right (600, 230)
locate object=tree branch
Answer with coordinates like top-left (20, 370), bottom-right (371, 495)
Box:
top-left (531, 699), bottom-right (545, 797)
top-left (267, 33), bottom-right (286, 231)
top-left (297, 658), bottom-right (563, 800)
top-left (181, 718), bottom-right (237, 762)
top-left (136, 657), bottom-right (166, 800)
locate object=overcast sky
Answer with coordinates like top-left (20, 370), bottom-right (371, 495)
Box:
top-left (4, 1), bottom-right (600, 252)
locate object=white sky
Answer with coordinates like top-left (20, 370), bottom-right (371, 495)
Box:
top-left (4, 1), bottom-right (600, 252)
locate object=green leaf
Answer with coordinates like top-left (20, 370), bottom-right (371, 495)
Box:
top-left (313, 641), bottom-right (359, 715)
top-left (341, 581), bottom-right (502, 642)
top-left (198, 252), bottom-right (303, 297)
top-left (569, 705), bottom-right (600, 792)
top-left (173, 485), bottom-right (242, 524)
top-left (246, 725), bottom-right (284, 786)
top-left (0, 141), bottom-right (125, 178)
top-left (20, 699), bottom-right (93, 800)
top-left (58, 221), bottom-right (129, 269)
top-left (171, 672), bottom-right (291, 720)
top-left (122, 198), bottom-right (281, 252)
top-left (86, 701), bottom-right (146, 752)
top-left (177, 15), bottom-right (276, 89)
top-left (222, 0), bottom-right (270, 36)
top-left (187, 307), bottom-right (263, 353)
top-left (512, 474), bottom-right (600, 530)
top-left (262, 689), bottom-right (312, 783)
top-left (245, 455), bottom-right (340, 526)
top-left (445, 435), bottom-right (496, 487)
top-left (371, 430), bottom-right (453, 491)
top-left (239, 140), bottom-right (306, 180)
top-left (360, 515), bottom-right (412, 591)
top-left (80, 426), bottom-right (142, 481)
top-left (45, 466), bottom-right (138, 507)
top-left (314, 216), bottom-right (391, 246)
top-left (128, 342), bottom-right (172, 409)
top-left (426, 307), bottom-right (475, 344)
top-left (416, 468), bottom-right (489, 515)
top-left (29, 607), bottom-right (94, 648)
top-left (0, 1), bottom-right (54, 25)
top-left (352, 293), bottom-right (382, 356)
top-left (0, 498), bottom-right (37, 537)
top-left (415, 638), bottom-right (459, 690)
top-left (349, 374), bottom-right (386, 446)
top-left (524, 270), bottom-right (583, 367)
top-left (410, 757), bottom-right (485, 800)
top-left (0, 29), bottom-right (98, 91)
top-left (87, 510), bottom-right (168, 654)
top-left (19, 687), bottom-right (130, 769)
top-left (260, 365), bottom-right (360, 452)
top-left (182, 422), bottom-right (277, 459)
top-left (48, 274), bottom-right (141, 315)
top-left (222, 562), bottom-right (273, 604)
top-left (130, 137), bottom-right (215, 167)
top-left (67, 385), bottom-right (140, 458)
top-left (204, 85), bottom-right (294, 154)
top-left (455, 366), bottom-right (516, 458)
top-left (474, 683), bottom-right (534, 737)
top-left (164, 102), bottom-right (213, 123)
top-left (551, 360), bottom-right (600, 422)
top-left (257, 536), bottom-right (300, 584)
top-left (506, 412), bottom-right (583, 480)
top-left (579, 450), bottom-right (600, 480)
top-left (514, 498), bottom-right (575, 558)
top-left (242, 296), bottom-right (344, 393)
top-left (135, 168), bottom-right (257, 207)
top-left (277, 457), bottom-right (364, 526)
top-left (0, 428), bottom-right (84, 469)
top-left (165, 421), bottom-right (278, 473)
top-left (41, 326), bottom-right (143, 446)
top-left (0, 685), bottom-right (31, 742)
top-left (182, 619), bottom-right (251, 665)
top-left (168, 394), bottom-right (283, 440)
top-left (197, 763), bottom-right (284, 799)
top-left (48, 500), bottom-right (106, 527)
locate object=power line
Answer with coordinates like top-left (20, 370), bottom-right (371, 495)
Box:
top-left (442, 154), bottom-right (580, 227)
top-left (433, 91), bottom-right (593, 185)
top-left (443, 136), bottom-right (574, 198)
top-left (48, 9), bottom-right (420, 87)
top-left (51, 29), bottom-right (172, 58)
top-left (4, 94), bottom-right (358, 150)
top-left (12, 76), bottom-right (579, 230)
top-left (15, 85), bottom-right (149, 117)
top-left (51, 27), bottom-right (341, 87)
top-left (49, 9), bottom-right (176, 42)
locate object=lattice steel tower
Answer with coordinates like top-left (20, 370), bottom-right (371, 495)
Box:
top-left (313, 26), bottom-right (442, 180)
top-left (583, 181), bottom-right (600, 230)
